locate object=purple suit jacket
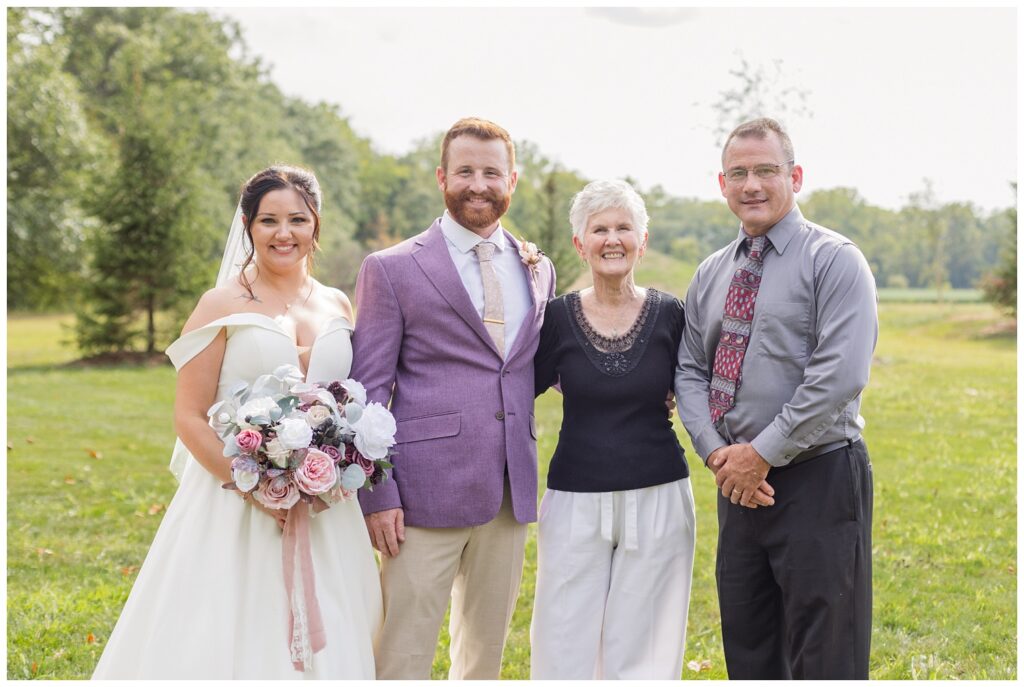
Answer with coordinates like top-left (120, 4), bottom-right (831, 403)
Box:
top-left (352, 220), bottom-right (556, 528)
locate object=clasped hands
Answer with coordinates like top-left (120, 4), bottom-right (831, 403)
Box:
top-left (708, 443), bottom-right (776, 508)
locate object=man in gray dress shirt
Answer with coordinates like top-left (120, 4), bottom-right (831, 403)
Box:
top-left (676, 117), bottom-right (877, 679)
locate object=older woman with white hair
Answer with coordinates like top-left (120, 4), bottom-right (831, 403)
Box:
top-left (530, 179), bottom-right (696, 679)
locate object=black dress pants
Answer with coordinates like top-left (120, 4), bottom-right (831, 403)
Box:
top-left (715, 441), bottom-right (872, 679)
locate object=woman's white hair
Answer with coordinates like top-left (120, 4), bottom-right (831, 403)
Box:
top-left (569, 179), bottom-right (649, 241)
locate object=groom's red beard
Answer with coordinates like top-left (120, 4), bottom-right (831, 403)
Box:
top-left (444, 188), bottom-right (511, 231)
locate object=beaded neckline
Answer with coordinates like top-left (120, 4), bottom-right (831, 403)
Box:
top-left (566, 289), bottom-right (661, 377)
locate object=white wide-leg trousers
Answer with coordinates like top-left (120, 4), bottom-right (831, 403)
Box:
top-left (530, 477), bottom-right (696, 679)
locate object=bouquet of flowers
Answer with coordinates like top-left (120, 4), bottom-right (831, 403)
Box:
top-left (207, 364), bottom-right (396, 509)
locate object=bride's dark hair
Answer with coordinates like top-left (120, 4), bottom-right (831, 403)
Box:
top-left (237, 164), bottom-right (323, 300)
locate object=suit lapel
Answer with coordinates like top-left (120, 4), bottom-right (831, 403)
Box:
top-left (412, 222), bottom-right (502, 357)
top-left (504, 229), bottom-right (546, 363)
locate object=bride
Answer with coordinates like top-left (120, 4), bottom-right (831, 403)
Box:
top-left (92, 165), bottom-right (383, 679)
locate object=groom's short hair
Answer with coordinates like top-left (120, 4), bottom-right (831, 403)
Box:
top-left (441, 117), bottom-right (516, 173)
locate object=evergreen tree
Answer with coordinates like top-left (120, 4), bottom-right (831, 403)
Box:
top-left (75, 111), bottom-right (208, 355)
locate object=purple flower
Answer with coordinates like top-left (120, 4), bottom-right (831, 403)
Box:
top-left (319, 445), bottom-right (343, 463)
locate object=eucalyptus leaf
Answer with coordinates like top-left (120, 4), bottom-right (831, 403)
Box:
top-left (229, 381), bottom-right (248, 400)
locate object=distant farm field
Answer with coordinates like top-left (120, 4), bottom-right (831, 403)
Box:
top-left (6, 301), bottom-right (1016, 679)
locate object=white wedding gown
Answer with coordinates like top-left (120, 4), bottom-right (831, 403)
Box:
top-left (92, 313), bottom-right (383, 679)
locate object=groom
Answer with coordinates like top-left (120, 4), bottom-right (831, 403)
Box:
top-left (351, 117), bottom-right (556, 679)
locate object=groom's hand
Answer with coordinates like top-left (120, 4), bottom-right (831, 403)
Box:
top-left (365, 508), bottom-right (405, 557)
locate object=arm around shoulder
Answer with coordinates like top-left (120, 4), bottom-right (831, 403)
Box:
top-left (327, 286), bottom-right (355, 324)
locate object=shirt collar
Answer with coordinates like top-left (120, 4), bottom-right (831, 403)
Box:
top-left (440, 210), bottom-right (508, 254)
top-left (730, 204), bottom-right (803, 259)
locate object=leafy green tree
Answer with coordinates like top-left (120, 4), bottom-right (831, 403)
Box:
top-left (65, 8), bottom-right (239, 353)
top-left (7, 8), bottom-right (101, 310)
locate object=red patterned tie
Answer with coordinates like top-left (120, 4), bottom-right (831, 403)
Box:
top-left (709, 235), bottom-right (767, 424)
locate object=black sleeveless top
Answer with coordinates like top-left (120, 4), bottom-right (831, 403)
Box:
top-left (534, 289), bottom-right (690, 492)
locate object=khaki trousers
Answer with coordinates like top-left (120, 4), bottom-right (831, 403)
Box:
top-left (373, 481), bottom-right (528, 679)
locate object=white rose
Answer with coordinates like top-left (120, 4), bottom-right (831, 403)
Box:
top-left (350, 402), bottom-right (397, 460)
top-left (231, 456), bottom-right (260, 493)
top-left (235, 396), bottom-right (278, 427)
top-left (265, 438), bottom-right (291, 468)
top-left (340, 379), bottom-right (367, 406)
top-left (276, 417), bottom-right (313, 450)
top-left (234, 468), bottom-right (260, 493)
top-left (305, 405), bottom-right (332, 428)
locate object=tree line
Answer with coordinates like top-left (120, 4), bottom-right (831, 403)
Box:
top-left (7, 8), bottom-right (1016, 356)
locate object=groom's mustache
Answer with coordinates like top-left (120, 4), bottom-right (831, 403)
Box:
top-left (457, 190), bottom-right (502, 205)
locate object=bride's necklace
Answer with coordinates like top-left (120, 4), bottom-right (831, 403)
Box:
top-left (281, 280), bottom-right (314, 313)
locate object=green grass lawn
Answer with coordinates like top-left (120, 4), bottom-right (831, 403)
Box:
top-left (877, 287), bottom-right (984, 303)
top-left (6, 303), bottom-right (1016, 679)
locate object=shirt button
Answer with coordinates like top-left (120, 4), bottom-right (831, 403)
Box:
top-left (495, 411), bottom-right (505, 420)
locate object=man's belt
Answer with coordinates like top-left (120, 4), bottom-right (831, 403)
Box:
top-left (787, 438), bottom-right (859, 466)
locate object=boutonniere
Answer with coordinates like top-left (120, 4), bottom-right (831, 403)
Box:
top-left (517, 237), bottom-right (543, 273)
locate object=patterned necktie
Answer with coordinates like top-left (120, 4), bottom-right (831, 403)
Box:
top-left (709, 234), bottom-right (767, 424)
top-left (472, 241), bottom-right (505, 356)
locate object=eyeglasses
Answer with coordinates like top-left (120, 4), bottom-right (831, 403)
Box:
top-left (722, 160), bottom-right (794, 184)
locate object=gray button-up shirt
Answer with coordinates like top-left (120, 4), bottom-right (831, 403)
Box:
top-left (675, 205), bottom-right (878, 468)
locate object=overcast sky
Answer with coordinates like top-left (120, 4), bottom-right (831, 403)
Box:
top-left (213, 6), bottom-right (1017, 213)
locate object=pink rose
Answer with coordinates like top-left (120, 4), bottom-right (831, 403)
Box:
top-left (344, 444), bottom-right (376, 477)
top-left (355, 454), bottom-right (375, 477)
top-left (294, 449), bottom-right (339, 495)
top-left (235, 429), bottom-right (263, 455)
top-left (319, 445), bottom-right (342, 463)
top-left (252, 473), bottom-right (300, 510)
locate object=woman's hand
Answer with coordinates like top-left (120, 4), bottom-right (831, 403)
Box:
top-left (665, 390), bottom-right (677, 418)
top-left (246, 496), bottom-right (288, 530)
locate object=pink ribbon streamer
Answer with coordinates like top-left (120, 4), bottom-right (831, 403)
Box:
top-left (283, 504), bottom-right (326, 671)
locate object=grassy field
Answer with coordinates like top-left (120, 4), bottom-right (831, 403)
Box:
top-left (6, 301), bottom-right (1016, 679)
top-left (876, 287), bottom-right (984, 303)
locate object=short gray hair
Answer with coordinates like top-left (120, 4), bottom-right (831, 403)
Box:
top-left (721, 117), bottom-right (795, 167)
top-left (569, 179), bottom-right (649, 242)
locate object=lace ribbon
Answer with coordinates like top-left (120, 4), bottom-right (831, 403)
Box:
top-left (283, 504), bottom-right (326, 671)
